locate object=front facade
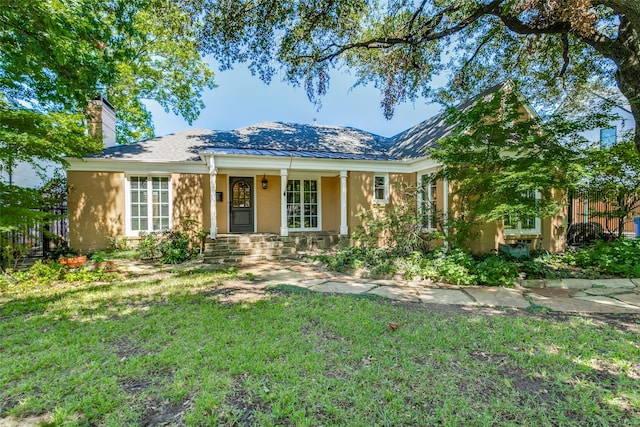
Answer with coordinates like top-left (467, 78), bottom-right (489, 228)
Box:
top-left (66, 91), bottom-right (566, 254)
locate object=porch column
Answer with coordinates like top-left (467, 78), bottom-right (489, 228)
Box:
top-left (280, 169), bottom-right (289, 237)
top-left (340, 171), bottom-right (348, 235)
top-left (443, 175), bottom-right (449, 251)
top-left (208, 157), bottom-right (217, 239)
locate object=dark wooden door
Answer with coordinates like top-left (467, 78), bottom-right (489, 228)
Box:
top-left (229, 177), bottom-right (254, 233)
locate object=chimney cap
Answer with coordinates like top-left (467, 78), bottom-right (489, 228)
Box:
top-left (92, 95), bottom-right (115, 113)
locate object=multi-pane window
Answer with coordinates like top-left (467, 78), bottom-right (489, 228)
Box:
top-left (129, 176), bottom-right (170, 233)
top-left (287, 179), bottom-right (319, 229)
top-left (232, 180), bottom-right (251, 208)
top-left (504, 190), bottom-right (540, 234)
top-left (419, 174), bottom-right (438, 230)
top-left (373, 174), bottom-right (388, 203)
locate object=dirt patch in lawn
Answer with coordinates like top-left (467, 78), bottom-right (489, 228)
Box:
top-left (219, 374), bottom-right (271, 426)
top-left (139, 395), bottom-right (192, 427)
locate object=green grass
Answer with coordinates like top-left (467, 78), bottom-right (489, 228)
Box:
top-left (1, 269), bottom-right (639, 426)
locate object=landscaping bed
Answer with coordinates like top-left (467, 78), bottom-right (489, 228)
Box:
top-left (314, 239), bottom-right (640, 286)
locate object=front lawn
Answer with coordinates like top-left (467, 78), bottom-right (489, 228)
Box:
top-left (0, 267), bottom-right (638, 425)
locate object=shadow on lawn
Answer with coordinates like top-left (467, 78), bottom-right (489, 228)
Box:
top-left (0, 268), bottom-right (638, 425)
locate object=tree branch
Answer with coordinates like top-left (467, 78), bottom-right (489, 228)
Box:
top-left (558, 33), bottom-right (570, 78)
top-left (304, 0), bottom-right (502, 63)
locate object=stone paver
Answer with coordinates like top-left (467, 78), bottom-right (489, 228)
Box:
top-left (589, 279), bottom-right (637, 289)
top-left (575, 295), bottom-right (640, 310)
top-left (309, 281), bottom-right (376, 294)
top-left (529, 294), bottom-right (640, 314)
top-left (417, 289), bottom-right (474, 305)
top-left (367, 286), bottom-right (421, 302)
top-left (465, 287), bottom-right (531, 309)
top-left (545, 279), bottom-right (594, 290)
top-left (615, 293), bottom-right (640, 307)
top-left (583, 287), bottom-right (633, 296)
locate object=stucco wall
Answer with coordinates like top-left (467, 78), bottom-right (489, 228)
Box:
top-left (67, 171), bottom-right (125, 252)
top-left (256, 174), bottom-right (281, 233)
top-left (172, 173), bottom-right (209, 232)
top-left (347, 172), bottom-right (416, 235)
top-left (466, 189), bottom-right (567, 254)
top-left (321, 176), bottom-right (340, 232)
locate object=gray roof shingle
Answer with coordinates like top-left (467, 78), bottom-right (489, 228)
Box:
top-left (88, 84), bottom-right (514, 163)
top-left (92, 122), bottom-right (392, 162)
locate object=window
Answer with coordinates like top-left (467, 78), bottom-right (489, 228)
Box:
top-left (128, 176), bottom-right (170, 234)
top-left (503, 190), bottom-right (541, 235)
top-left (287, 179), bottom-right (319, 230)
top-left (419, 174), bottom-right (438, 230)
top-left (373, 174), bottom-right (389, 204)
top-left (600, 127), bottom-right (617, 148)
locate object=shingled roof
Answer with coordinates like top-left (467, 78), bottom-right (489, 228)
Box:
top-left (88, 83), bottom-right (515, 163)
top-left (91, 122), bottom-right (393, 162)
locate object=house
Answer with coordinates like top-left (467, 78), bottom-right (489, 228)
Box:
top-left (66, 86), bottom-right (566, 254)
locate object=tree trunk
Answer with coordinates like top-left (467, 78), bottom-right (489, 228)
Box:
top-left (611, 15), bottom-right (640, 154)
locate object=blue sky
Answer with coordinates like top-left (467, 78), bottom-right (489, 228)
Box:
top-left (145, 61), bottom-right (443, 138)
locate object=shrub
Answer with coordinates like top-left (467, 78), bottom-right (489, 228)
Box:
top-left (431, 248), bottom-right (476, 286)
top-left (474, 255), bottom-right (519, 287)
top-left (158, 231), bottom-right (191, 264)
top-left (570, 239), bottom-right (640, 277)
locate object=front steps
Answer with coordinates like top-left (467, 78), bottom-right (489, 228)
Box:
top-left (203, 234), bottom-right (297, 264)
top-left (202, 233), bottom-right (349, 265)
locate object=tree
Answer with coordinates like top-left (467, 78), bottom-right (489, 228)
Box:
top-left (195, 0), bottom-right (640, 153)
top-left (0, 0), bottom-right (215, 144)
top-left (581, 139), bottom-right (640, 237)
top-left (428, 84), bottom-right (609, 247)
top-left (0, 0), bottom-right (214, 260)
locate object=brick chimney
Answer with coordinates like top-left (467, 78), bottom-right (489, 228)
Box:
top-left (87, 96), bottom-right (116, 148)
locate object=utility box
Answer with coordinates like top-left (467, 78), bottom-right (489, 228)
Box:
top-left (498, 243), bottom-right (530, 259)
top-left (634, 216), bottom-right (640, 238)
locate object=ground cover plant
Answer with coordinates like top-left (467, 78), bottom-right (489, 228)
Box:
top-left (316, 238), bottom-right (640, 285)
top-left (1, 265), bottom-right (638, 426)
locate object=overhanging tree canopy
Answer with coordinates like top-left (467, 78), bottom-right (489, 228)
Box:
top-left (195, 0), bottom-right (639, 151)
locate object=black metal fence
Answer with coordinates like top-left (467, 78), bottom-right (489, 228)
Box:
top-left (567, 188), bottom-right (639, 246)
top-left (0, 202), bottom-right (68, 263)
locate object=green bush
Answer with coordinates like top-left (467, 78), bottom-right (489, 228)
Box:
top-left (570, 239), bottom-right (640, 277)
top-left (474, 255), bottom-right (519, 287)
top-left (431, 248), bottom-right (476, 285)
top-left (136, 229), bottom-right (195, 264)
top-left (158, 231), bottom-right (191, 264)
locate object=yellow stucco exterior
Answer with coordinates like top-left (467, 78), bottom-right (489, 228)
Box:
top-left (67, 171), bottom-right (126, 252)
top-left (67, 168), bottom-right (567, 254)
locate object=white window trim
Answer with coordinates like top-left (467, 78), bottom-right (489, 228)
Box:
top-left (417, 173), bottom-right (437, 232)
top-left (373, 173), bottom-right (389, 204)
top-left (286, 177), bottom-right (322, 232)
top-left (124, 174), bottom-right (173, 237)
top-left (503, 191), bottom-right (541, 236)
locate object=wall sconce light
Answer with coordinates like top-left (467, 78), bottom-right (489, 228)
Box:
top-left (261, 174), bottom-right (268, 190)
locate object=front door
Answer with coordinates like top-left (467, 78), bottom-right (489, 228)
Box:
top-left (229, 177), bottom-right (254, 233)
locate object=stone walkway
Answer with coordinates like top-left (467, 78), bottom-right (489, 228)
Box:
top-left (120, 259), bottom-right (640, 314)
top-left (236, 260), bottom-right (640, 314)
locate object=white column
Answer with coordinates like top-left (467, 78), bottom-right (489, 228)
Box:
top-left (340, 171), bottom-right (348, 235)
top-left (208, 157), bottom-right (217, 239)
top-left (443, 175), bottom-right (449, 251)
top-left (280, 169), bottom-right (289, 237)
